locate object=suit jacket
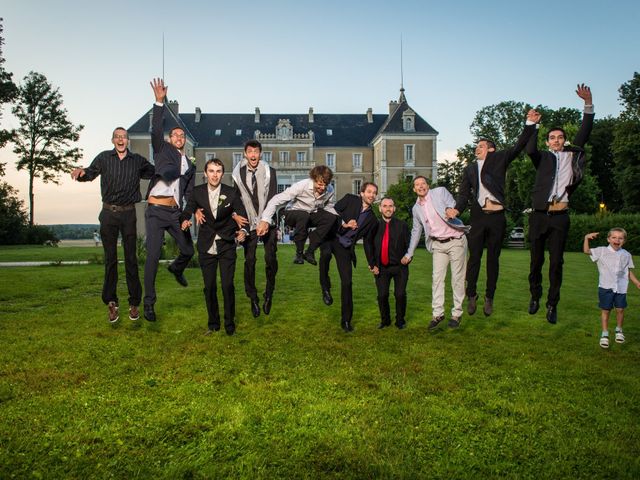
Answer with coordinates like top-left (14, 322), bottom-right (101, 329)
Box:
top-left (231, 161), bottom-right (278, 229)
top-left (527, 110), bottom-right (595, 210)
top-left (181, 183), bottom-right (247, 255)
top-left (145, 103), bottom-right (195, 206)
top-left (335, 193), bottom-right (377, 267)
top-left (407, 187), bottom-right (469, 256)
top-left (367, 217), bottom-right (410, 269)
top-left (455, 123), bottom-right (536, 214)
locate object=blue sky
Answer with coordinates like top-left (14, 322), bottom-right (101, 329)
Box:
top-left (1, 0), bottom-right (639, 223)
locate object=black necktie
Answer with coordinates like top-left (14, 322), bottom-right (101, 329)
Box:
top-left (250, 170), bottom-right (259, 213)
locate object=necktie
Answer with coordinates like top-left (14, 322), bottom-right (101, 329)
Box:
top-left (250, 169), bottom-right (259, 213)
top-left (381, 222), bottom-right (390, 266)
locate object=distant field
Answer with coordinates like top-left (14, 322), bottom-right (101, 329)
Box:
top-left (0, 246), bottom-right (639, 478)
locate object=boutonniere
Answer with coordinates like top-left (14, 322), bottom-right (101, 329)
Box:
top-left (218, 194), bottom-right (227, 207)
top-left (189, 156), bottom-right (197, 166)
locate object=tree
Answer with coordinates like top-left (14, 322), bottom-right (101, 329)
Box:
top-left (11, 71), bottom-right (83, 225)
top-left (385, 175), bottom-right (416, 225)
top-left (433, 158), bottom-right (465, 194)
top-left (0, 181), bottom-right (27, 244)
top-left (589, 117), bottom-right (620, 210)
top-left (613, 72), bottom-right (640, 212)
top-left (0, 18), bottom-right (18, 175)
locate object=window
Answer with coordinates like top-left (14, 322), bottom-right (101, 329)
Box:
top-left (235, 129), bottom-right (242, 136)
top-left (296, 151), bottom-right (307, 163)
top-left (326, 129), bottom-right (333, 136)
top-left (404, 144), bottom-right (415, 166)
top-left (215, 129), bottom-right (221, 136)
top-left (404, 117), bottom-right (414, 132)
top-left (205, 152), bottom-right (216, 161)
top-left (279, 151), bottom-right (290, 164)
top-left (353, 179), bottom-right (362, 195)
top-left (352, 153), bottom-right (362, 172)
top-left (262, 151), bottom-right (272, 163)
top-left (325, 152), bottom-right (335, 169)
top-left (233, 152), bottom-right (242, 168)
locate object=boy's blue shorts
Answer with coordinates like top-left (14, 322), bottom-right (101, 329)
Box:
top-left (598, 288), bottom-right (627, 310)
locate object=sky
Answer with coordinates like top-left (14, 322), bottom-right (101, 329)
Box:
top-left (1, 0), bottom-right (639, 224)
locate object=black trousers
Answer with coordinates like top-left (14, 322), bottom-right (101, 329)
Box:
top-left (319, 239), bottom-right (355, 323)
top-left (284, 209), bottom-right (339, 253)
top-left (528, 211), bottom-right (570, 307)
top-left (98, 207), bottom-right (141, 306)
top-left (375, 264), bottom-right (409, 326)
top-left (143, 205), bottom-right (194, 306)
top-left (465, 209), bottom-right (506, 299)
top-left (199, 247), bottom-right (237, 331)
top-left (242, 228), bottom-right (278, 300)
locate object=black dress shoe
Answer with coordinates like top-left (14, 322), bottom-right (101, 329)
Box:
top-left (303, 251), bottom-right (317, 265)
top-left (251, 299), bottom-right (260, 318)
top-left (225, 324), bottom-right (236, 336)
top-left (529, 298), bottom-right (540, 315)
top-left (546, 305), bottom-right (557, 324)
top-left (263, 295), bottom-right (272, 315)
top-left (293, 253), bottom-right (304, 264)
top-left (377, 322), bottom-right (391, 329)
top-left (168, 264), bottom-right (188, 287)
top-left (396, 322), bottom-right (407, 330)
top-left (322, 289), bottom-right (333, 306)
top-left (143, 304), bottom-right (156, 322)
top-left (467, 294), bottom-right (478, 315)
top-left (341, 320), bottom-right (353, 332)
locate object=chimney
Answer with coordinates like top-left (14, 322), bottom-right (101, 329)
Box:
top-left (168, 100), bottom-right (179, 115)
top-left (366, 107), bottom-right (373, 123)
top-left (308, 107), bottom-right (314, 123)
top-left (255, 107), bottom-right (260, 123)
top-left (195, 107), bottom-right (201, 123)
top-left (389, 100), bottom-right (398, 115)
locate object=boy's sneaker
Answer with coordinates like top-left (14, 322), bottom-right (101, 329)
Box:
top-left (129, 305), bottom-right (140, 321)
top-left (599, 336), bottom-right (609, 349)
top-left (428, 315), bottom-right (445, 331)
top-left (615, 331), bottom-right (625, 344)
top-left (108, 301), bottom-right (119, 324)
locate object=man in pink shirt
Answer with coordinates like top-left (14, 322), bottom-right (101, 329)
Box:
top-left (402, 176), bottom-right (470, 329)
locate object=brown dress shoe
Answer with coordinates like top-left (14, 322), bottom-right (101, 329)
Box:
top-left (108, 301), bottom-right (119, 323)
top-left (483, 297), bottom-right (493, 317)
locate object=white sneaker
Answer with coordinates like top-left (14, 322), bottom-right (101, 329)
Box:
top-left (599, 336), bottom-right (609, 349)
top-left (615, 331), bottom-right (625, 344)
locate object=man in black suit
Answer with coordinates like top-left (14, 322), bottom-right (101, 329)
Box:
top-left (367, 197), bottom-right (410, 329)
top-left (447, 109), bottom-right (540, 317)
top-left (180, 158), bottom-right (247, 335)
top-left (143, 78), bottom-right (196, 322)
top-left (527, 84), bottom-right (594, 324)
top-left (231, 140), bottom-right (279, 317)
top-left (319, 182), bottom-right (378, 332)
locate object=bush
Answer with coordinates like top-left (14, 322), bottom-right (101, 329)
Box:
top-left (22, 224), bottom-right (59, 246)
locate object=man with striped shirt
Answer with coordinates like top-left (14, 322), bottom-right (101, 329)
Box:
top-left (71, 127), bottom-right (154, 323)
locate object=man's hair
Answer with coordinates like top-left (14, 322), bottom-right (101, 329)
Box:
top-left (309, 165), bottom-right (333, 184)
top-left (244, 140), bottom-right (262, 152)
top-left (413, 175), bottom-right (429, 187)
top-left (608, 227), bottom-right (627, 239)
top-left (169, 126), bottom-right (185, 137)
top-left (360, 181), bottom-right (378, 193)
top-left (547, 127), bottom-right (566, 140)
top-left (380, 196), bottom-right (395, 205)
top-left (112, 127), bottom-right (128, 138)
top-left (204, 158), bottom-right (225, 174)
top-left (477, 138), bottom-right (496, 150)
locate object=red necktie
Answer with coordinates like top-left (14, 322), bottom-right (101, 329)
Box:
top-left (381, 222), bottom-right (390, 266)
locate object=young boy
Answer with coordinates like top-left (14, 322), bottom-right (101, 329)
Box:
top-left (583, 228), bottom-right (640, 348)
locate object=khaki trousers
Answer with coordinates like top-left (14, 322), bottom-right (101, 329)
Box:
top-left (431, 236), bottom-right (467, 318)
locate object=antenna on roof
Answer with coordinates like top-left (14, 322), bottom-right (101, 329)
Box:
top-left (400, 34), bottom-right (404, 91)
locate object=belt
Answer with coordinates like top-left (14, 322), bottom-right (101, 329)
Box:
top-left (481, 209), bottom-right (504, 215)
top-left (429, 236), bottom-right (461, 243)
top-left (103, 203), bottom-right (135, 212)
top-left (534, 209), bottom-right (568, 216)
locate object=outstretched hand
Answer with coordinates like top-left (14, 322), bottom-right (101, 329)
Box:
top-left (585, 232), bottom-right (599, 241)
top-left (576, 83), bottom-right (592, 105)
top-left (150, 78), bottom-right (167, 103)
top-left (70, 168), bottom-right (85, 180)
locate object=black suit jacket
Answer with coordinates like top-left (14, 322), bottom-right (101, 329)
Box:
top-left (455, 123), bottom-right (536, 214)
top-left (527, 111), bottom-right (595, 210)
top-left (181, 183), bottom-right (247, 255)
top-left (335, 193), bottom-right (377, 266)
top-left (146, 103), bottom-right (195, 206)
top-left (367, 217), bottom-right (410, 268)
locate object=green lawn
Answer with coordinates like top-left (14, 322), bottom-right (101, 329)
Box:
top-left (0, 246), bottom-right (639, 478)
top-left (0, 244), bottom-right (109, 262)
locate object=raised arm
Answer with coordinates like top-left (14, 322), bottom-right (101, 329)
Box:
top-left (504, 109), bottom-right (541, 163)
top-left (150, 78), bottom-right (167, 155)
top-left (573, 84), bottom-right (595, 147)
top-left (583, 232), bottom-right (598, 255)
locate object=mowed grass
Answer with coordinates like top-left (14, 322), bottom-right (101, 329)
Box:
top-left (0, 244), bottom-right (110, 262)
top-left (0, 245), bottom-right (639, 478)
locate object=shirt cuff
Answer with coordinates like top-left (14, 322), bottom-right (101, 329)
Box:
top-left (584, 104), bottom-right (594, 114)
top-left (525, 120), bottom-right (535, 125)
top-left (154, 101), bottom-right (164, 107)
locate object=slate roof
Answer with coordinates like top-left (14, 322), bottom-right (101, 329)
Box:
top-left (128, 94), bottom-right (438, 148)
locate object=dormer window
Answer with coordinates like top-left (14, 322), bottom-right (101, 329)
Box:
top-left (402, 108), bottom-right (416, 133)
top-left (326, 129), bottom-right (333, 136)
top-left (235, 129), bottom-right (242, 136)
top-left (215, 129), bottom-right (221, 136)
